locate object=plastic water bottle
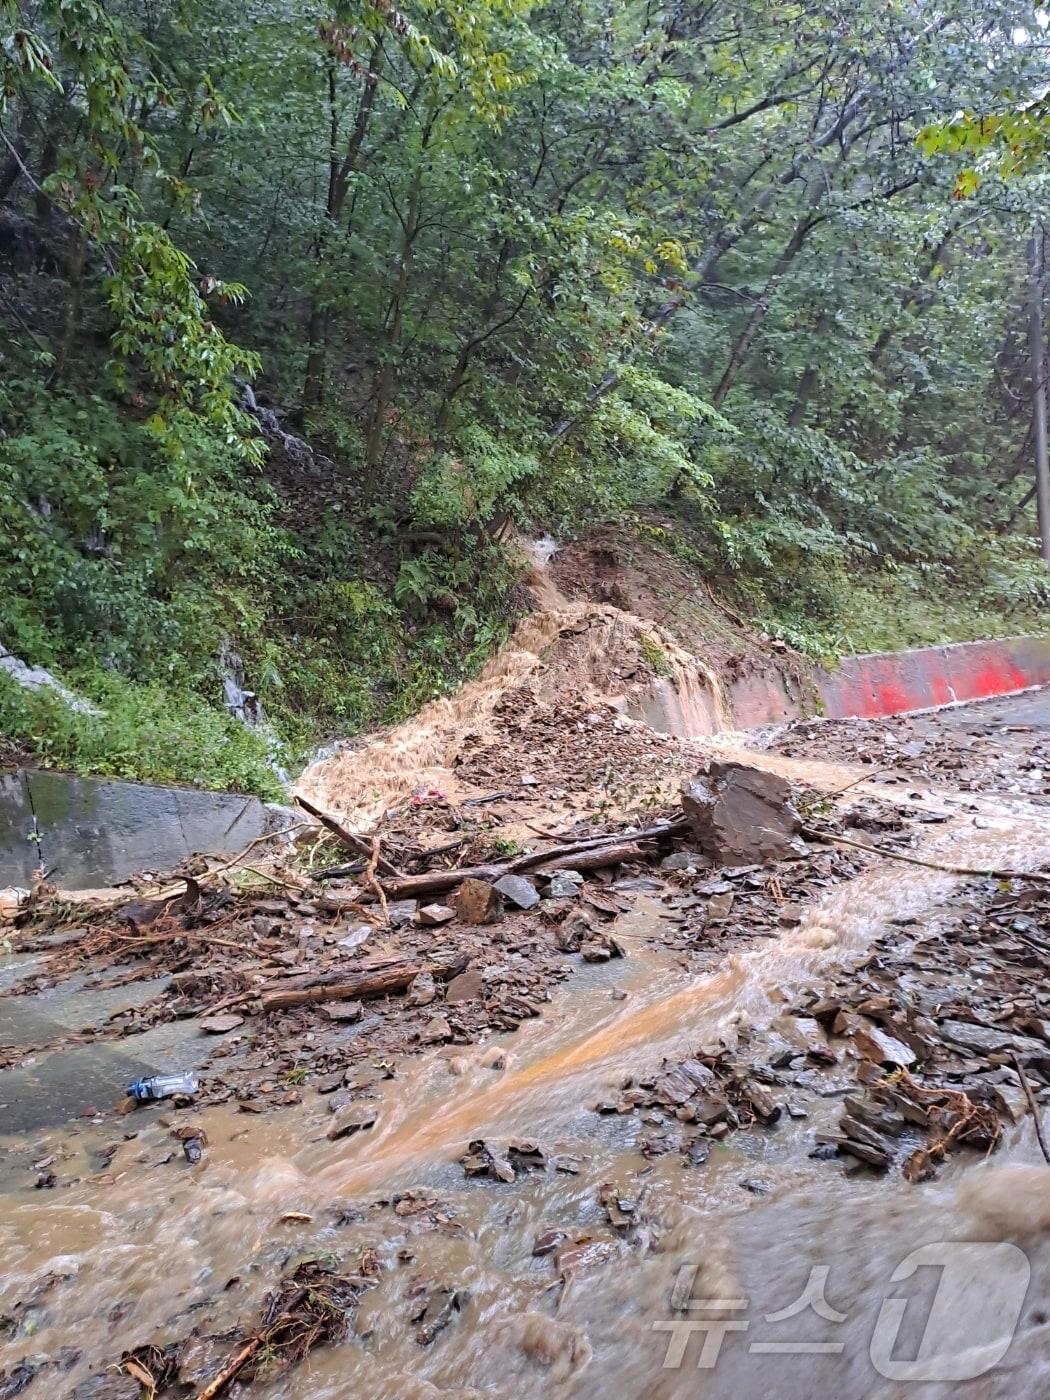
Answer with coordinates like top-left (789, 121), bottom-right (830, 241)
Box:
top-left (127, 1071), bottom-right (199, 1103)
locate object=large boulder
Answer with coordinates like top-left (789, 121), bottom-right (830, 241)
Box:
top-left (681, 760), bottom-right (802, 867)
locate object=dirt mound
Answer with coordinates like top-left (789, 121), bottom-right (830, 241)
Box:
top-left (297, 523), bottom-right (810, 830)
top-left (551, 519), bottom-right (808, 694)
top-left (298, 550), bottom-right (729, 827)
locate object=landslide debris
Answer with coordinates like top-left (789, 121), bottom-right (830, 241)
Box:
top-left (772, 696), bottom-right (1050, 804)
top-left (604, 868), bottom-right (1050, 1181)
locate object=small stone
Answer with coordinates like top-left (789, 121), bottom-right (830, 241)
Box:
top-left (314, 1071), bottom-right (346, 1093)
top-left (327, 1103), bottom-right (378, 1140)
top-left (322, 1001), bottom-right (362, 1023)
top-left (598, 1182), bottom-right (638, 1229)
top-left (740, 1176), bottom-right (773, 1195)
top-left (420, 1016), bottom-right (452, 1043)
top-left (533, 1229), bottom-right (569, 1257)
top-left (551, 1154), bottom-right (581, 1173)
top-left (446, 970), bottom-right (485, 1004)
top-left (555, 1239), bottom-right (614, 1278)
top-left (409, 971), bottom-right (437, 1007)
top-left (706, 892), bottom-right (735, 922)
top-left (338, 924), bottom-right (373, 950)
top-left (555, 910), bottom-right (591, 952)
top-left (686, 1136), bottom-right (711, 1166)
top-left (851, 1025), bottom-right (916, 1068)
top-left (418, 903), bottom-right (455, 926)
top-left (547, 871), bottom-right (584, 899)
top-left (937, 1020), bottom-right (1015, 1055)
top-left (580, 939), bottom-right (611, 963)
top-left (198, 1014), bottom-right (245, 1035)
top-left (493, 874), bottom-right (540, 910)
top-left (661, 851), bottom-right (707, 872)
top-left (387, 900), bottom-right (417, 928)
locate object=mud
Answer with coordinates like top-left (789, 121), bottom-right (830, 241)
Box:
top-left (296, 537), bottom-right (736, 829)
top-left (3, 562), bottom-right (1050, 1399)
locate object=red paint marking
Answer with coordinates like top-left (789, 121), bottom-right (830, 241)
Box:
top-left (875, 680), bottom-right (914, 716)
top-left (822, 641), bottom-right (1045, 722)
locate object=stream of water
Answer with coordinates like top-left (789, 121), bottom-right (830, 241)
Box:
top-left (3, 807), bottom-right (1050, 1397)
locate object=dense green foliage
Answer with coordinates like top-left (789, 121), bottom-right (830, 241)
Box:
top-left (2, 0), bottom-right (1049, 791)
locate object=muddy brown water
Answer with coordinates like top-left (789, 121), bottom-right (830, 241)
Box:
top-left (4, 809), bottom-right (1050, 1397)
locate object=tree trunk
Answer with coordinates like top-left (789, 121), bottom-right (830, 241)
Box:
top-left (546, 86), bottom-right (872, 444)
top-left (0, 106), bottom-right (29, 202)
top-left (364, 94), bottom-right (432, 473)
top-left (1028, 223), bottom-right (1050, 562)
top-left (787, 306), bottom-right (833, 427)
top-left (712, 206), bottom-right (819, 406)
top-left (869, 223), bottom-right (956, 367)
top-left (50, 229), bottom-right (85, 383)
top-left (302, 44), bottom-right (383, 412)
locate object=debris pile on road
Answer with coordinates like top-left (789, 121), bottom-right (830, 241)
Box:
top-left (111, 1257), bottom-right (362, 1397)
top-left (603, 868), bottom-right (1050, 1180)
top-left (0, 780), bottom-right (717, 1112)
top-left (773, 698), bottom-right (1050, 802)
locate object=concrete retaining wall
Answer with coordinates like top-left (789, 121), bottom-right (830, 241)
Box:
top-left (0, 769), bottom-right (277, 889)
top-left (721, 633), bottom-right (1050, 730)
top-left (624, 634), bottom-right (1050, 738)
top-left (814, 634), bottom-right (1050, 720)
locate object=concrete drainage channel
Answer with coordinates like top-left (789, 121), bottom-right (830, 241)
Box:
top-left (1, 633), bottom-right (1048, 892)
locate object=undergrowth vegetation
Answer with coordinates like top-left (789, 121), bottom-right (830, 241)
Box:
top-left (1, 0), bottom-right (1048, 794)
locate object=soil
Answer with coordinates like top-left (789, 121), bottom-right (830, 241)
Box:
top-left (548, 518), bottom-right (809, 698)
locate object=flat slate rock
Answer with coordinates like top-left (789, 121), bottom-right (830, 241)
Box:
top-left (493, 874), bottom-right (540, 909)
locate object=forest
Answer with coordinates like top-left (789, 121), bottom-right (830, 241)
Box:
top-left (2, 0), bottom-right (1050, 795)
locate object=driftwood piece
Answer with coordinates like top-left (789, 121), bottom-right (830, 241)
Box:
top-left (373, 818), bottom-right (689, 901)
top-left (532, 840), bottom-right (656, 874)
top-left (260, 956), bottom-right (419, 1011)
top-left (296, 795), bottom-right (403, 879)
top-left (259, 951), bottom-right (470, 1013)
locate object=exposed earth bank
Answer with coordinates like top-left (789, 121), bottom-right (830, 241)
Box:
top-left (2, 567), bottom-right (1050, 1397)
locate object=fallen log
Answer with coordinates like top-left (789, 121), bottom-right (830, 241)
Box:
top-left (259, 951), bottom-right (470, 1013)
top-left (373, 818), bottom-right (689, 901)
top-left (295, 795), bottom-right (404, 879)
top-left (260, 956), bottom-right (419, 1011)
top-left (532, 840), bottom-right (657, 874)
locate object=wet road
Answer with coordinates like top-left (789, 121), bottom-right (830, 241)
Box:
top-left (2, 692), bottom-right (1050, 1398)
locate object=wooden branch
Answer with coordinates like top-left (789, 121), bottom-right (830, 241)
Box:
top-left (532, 840), bottom-right (656, 874)
top-left (259, 956), bottom-right (420, 1012)
top-left (373, 818), bottom-right (689, 900)
top-left (801, 827), bottom-right (1050, 884)
top-left (295, 795), bottom-right (403, 879)
top-left (1011, 1052), bottom-right (1050, 1166)
top-left (259, 950), bottom-right (470, 1013)
top-left (194, 1336), bottom-right (262, 1400)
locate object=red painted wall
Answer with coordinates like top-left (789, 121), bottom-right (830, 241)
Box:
top-left (727, 635), bottom-right (1050, 728)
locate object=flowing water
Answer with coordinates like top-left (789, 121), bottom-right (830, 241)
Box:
top-left (295, 539), bottom-right (730, 827)
top-left (3, 806), bottom-right (1050, 1397)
